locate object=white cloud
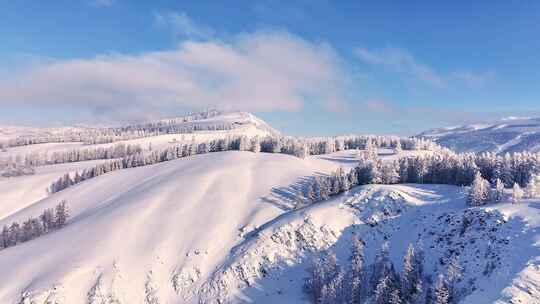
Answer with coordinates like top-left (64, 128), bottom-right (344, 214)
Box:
top-left (0, 31), bottom-right (348, 122)
top-left (154, 11), bottom-right (214, 40)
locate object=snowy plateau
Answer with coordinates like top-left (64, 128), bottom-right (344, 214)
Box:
top-left (0, 111), bottom-right (539, 304)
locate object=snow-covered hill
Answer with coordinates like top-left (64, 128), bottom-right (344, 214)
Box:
top-left (0, 111), bottom-right (278, 152)
top-left (417, 117), bottom-right (540, 153)
top-left (0, 111), bottom-right (278, 164)
top-left (1, 150), bottom-right (539, 304)
top-left (0, 151), bottom-right (341, 303)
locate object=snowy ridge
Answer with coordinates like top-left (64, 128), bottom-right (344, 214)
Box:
top-left (0, 110), bottom-right (279, 151)
top-left (417, 117), bottom-right (540, 153)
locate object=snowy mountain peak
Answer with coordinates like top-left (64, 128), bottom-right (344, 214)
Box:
top-left (417, 117), bottom-right (540, 153)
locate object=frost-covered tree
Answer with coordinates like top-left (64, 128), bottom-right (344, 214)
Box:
top-left (525, 174), bottom-right (540, 199)
top-left (402, 244), bottom-right (422, 302)
top-left (370, 242), bottom-right (391, 292)
top-left (394, 142), bottom-right (402, 155)
top-left (238, 136), bottom-right (250, 151)
top-left (381, 162), bottom-right (400, 184)
top-left (305, 250), bottom-right (342, 304)
top-left (1, 226), bottom-right (9, 248)
top-left (467, 172), bottom-right (490, 206)
top-left (40, 208), bottom-right (55, 232)
top-left (446, 257), bottom-right (463, 303)
top-left (250, 137), bottom-right (261, 153)
top-left (389, 289), bottom-right (402, 304)
top-left (434, 274), bottom-right (449, 304)
top-left (54, 200), bottom-right (69, 228)
top-left (356, 157), bottom-right (382, 185)
top-left (492, 178), bottom-right (505, 203)
top-left (373, 275), bottom-right (393, 304)
top-left (349, 234), bottom-right (365, 304)
top-left (145, 272), bottom-right (160, 304)
top-left (512, 183), bottom-right (523, 204)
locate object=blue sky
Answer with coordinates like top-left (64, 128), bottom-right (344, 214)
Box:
top-left (1, 0), bottom-right (539, 135)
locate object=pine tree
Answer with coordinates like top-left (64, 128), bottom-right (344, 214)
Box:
top-left (381, 162), bottom-right (400, 184)
top-left (250, 137), bottom-right (261, 153)
top-left (446, 257), bottom-right (462, 303)
top-left (402, 244), bottom-right (422, 302)
top-left (40, 208), bottom-right (55, 232)
top-left (394, 142), bottom-right (403, 155)
top-left (525, 174), bottom-right (540, 199)
top-left (349, 234), bottom-right (365, 304)
top-left (374, 275), bottom-right (392, 304)
top-left (54, 200), bottom-right (69, 228)
top-left (512, 183), bottom-right (523, 204)
top-left (467, 171), bottom-right (490, 206)
top-left (370, 242), bottom-right (391, 293)
top-left (389, 289), bottom-right (402, 304)
top-left (434, 274), bottom-right (449, 304)
top-left (1, 226), bottom-right (9, 248)
top-left (493, 178), bottom-right (505, 203)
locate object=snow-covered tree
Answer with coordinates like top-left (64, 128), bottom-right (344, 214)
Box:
top-left (40, 208), bottom-right (55, 232)
top-left (467, 172), bottom-right (490, 206)
top-left (373, 275), bottom-right (393, 304)
top-left (250, 137), bottom-right (261, 153)
top-left (238, 136), bottom-right (250, 151)
top-left (349, 234), bottom-right (365, 303)
top-left (381, 162), bottom-right (400, 184)
top-left (492, 178), bottom-right (505, 203)
top-left (389, 289), bottom-right (402, 304)
top-left (525, 174), bottom-right (540, 199)
top-left (434, 274), bottom-right (449, 304)
top-left (370, 242), bottom-right (391, 291)
top-left (402, 244), bottom-right (422, 302)
top-left (446, 257), bottom-right (463, 303)
top-left (512, 183), bottom-right (523, 204)
top-left (394, 142), bottom-right (402, 155)
top-left (54, 200), bottom-right (69, 228)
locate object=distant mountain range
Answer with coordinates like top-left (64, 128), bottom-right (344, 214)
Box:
top-left (417, 117), bottom-right (540, 154)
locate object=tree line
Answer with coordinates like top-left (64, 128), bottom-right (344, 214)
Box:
top-left (1, 143), bottom-right (143, 169)
top-left (0, 110), bottom-right (235, 148)
top-left (48, 135), bottom-right (438, 194)
top-left (0, 200), bottom-right (69, 250)
top-left (300, 150), bottom-right (540, 209)
top-left (304, 235), bottom-right (463, 304)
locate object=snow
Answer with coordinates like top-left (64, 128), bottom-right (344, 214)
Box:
top-left (1, 149), bottom-right (539, 303)
top-left (0, 160), bottom-right (108, 219)
top-left (0, 112), bottom-right (276, 161)
top-left (417, 117), bottom-right (540, 153)
top-left (0, 151), bottom-right (343, 303)
top-left (1, 110), bottom-right (539, 303)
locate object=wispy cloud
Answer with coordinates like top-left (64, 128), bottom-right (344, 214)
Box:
top-left (354, 47), bottom-right (494, 89)
top-left (0, 31), bottom-right (349, 123)
top-left (154, 11), bottom-right (214, 40)
top-left (451, 70), bottom-right (495, 87)
top-left (354, 47), bottom-right (446, 88)
top-left (90, 0), bottom-right (115, 7)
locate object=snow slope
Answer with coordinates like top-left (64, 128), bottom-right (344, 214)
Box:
top-left (0, 160), bottom-right (109, 220)
top-left (0, 151), bottom-right (340, 303)
top-left (1, 150), bottom-right (539, 304)
top-left (207, 184), bottom-right (540, 304)
top-left (417, 117), bottom-right (540, 153)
